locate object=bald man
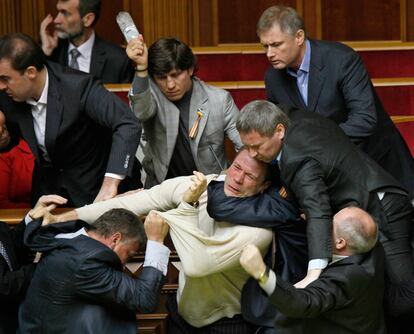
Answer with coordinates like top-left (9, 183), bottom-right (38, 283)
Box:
top-left (240, 207), bottom-right (386, 334)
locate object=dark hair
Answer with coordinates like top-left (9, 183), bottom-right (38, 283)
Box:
top-left (0, 33), bottom-right (45, 73)
top-left (89, 208), bottom-right (147, 246)
top-left (237, 100), bottom-right (291, 137)
top-left (78, 0), bottom-right (101, 26)
top-left (148, 37), bottom-right (197, 77)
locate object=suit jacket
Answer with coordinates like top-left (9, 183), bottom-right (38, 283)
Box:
top-left (18, 219), bottom-right (165, 334)
top-left (270, 244), bottom-right (386, 334)
top-left (130, 77), bottom-right (243, 187)
top-left (0, 221), bottom-right (35, 334)
top-left (0, 61), bottom-right (141, 206)
top-left (265, 39), bottom-right (414, 197)
top-left (48, 35), bottom-right (134, 83)
top-left (281, 107), bottom-right (406, 261)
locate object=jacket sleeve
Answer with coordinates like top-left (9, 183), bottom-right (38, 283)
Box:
top-left (287, 158), bottom-right (333, 260)
top-left (82, 78), bottom-right (141, 176)
top-left (270, 264), bottom-right (369, 318)
top-left (128, 76), bottom-right (158, 122)
top-left (206, 181), bottom-right (301, 229)
top-left (336, 51), bottom-right (377, 140)
top-left (222, 91), bottom-right (243, 151)
top-left (74, 252), bottom-right (165, 313)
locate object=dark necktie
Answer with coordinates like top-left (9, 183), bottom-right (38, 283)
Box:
top-left (69, 48), bottom-right (81, 70)
top-left (0, 240), bottom-right (12, 271)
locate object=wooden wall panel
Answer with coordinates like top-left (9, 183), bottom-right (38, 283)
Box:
top-left (217, 0), bottom-right (296, 44)
top-left (1, 0), bottom-right (414, 46)
top-left (406, 0), bottom-right (414, 41)
top-left (321, 0), bottom-right (401, 41)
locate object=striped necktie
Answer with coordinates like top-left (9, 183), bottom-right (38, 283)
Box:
top-left (69, 48), bottom-right (81, 70)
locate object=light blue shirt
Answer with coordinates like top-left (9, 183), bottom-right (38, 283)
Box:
top-left (287, 40), bottom-right (311, 106)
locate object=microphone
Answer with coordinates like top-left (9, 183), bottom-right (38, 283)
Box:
top-left (116, 11), bottom-right (140, 42)
top-left (209, 145), bottom-right (224, 171)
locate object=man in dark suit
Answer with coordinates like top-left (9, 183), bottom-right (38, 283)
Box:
top-left (240, 206), bottom-right (386, 334)
top-left (0, 220), bottom-right (35, 334)
top-left (237, 100), bottom-right (414, 325)
top-left (40, 0), bottom-right (134, 83)
top-left (0, 32), bottom-right (142, 207)
top-left (18, 196), bottom-right (170, 334)
top-left (257, 5), bottom-right (414, 198)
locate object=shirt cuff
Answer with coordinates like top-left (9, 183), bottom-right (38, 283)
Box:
top-left (24, 214), bottom-right (33, 225)
top-left (259, 269), bottom-right (277, 296)
top-left (104, 173), bottom-right (125, 180)
top-left (308, 258), bottom-right (329, 271)
top-left (143, 240), bottom-right (170, 276)
top-left (131, 76), bottom-right (149, 95)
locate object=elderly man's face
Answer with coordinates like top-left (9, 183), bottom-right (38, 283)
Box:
top-left (54, 0), bottom-right (84, 40)
top-left (224, 149), bottom-right (269, 198)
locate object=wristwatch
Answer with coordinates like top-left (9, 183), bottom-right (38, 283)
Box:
top-left (257, 266), bottom-right (270, 285)
top-left (188, 200), bottom-right (199, 208)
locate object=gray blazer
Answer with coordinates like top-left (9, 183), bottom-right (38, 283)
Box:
top-left (130, 77), bottom-right (242, 187)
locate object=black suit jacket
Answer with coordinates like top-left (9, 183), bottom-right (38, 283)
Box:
top-left (18, 220), bottom-right (165, 334)
top-left (0, 61), bottom-right (141, 206)
top-left (0, 221), bottom-right (35, 334)
top-left (49, 35), bottom-right (134, 83)
top-left (265, 39), bottom-right (414, 197)
top-left (270, 244), bottom-right (386, 334)
top-left (281, 108), bottom-right (406, 261)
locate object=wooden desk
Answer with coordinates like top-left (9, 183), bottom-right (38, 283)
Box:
top-left (0, 208), bottom-right (73, 225)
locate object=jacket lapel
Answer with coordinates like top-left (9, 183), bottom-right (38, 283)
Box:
top-left (18, 103), bottom-right (41, 162)
top-left (280, 70), bottom-right (307, 110)
top-left (44, 66), bottom-right (63, 160)
top-left (89, 36), bottom-right (105, 79)
top-left (307, 40), bottom-right (325, 113)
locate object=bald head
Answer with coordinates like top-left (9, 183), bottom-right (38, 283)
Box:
top-left (333, 207), bottom-right (378, 256)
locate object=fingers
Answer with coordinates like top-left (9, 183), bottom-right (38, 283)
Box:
top-left (40, 14), bottom-right (53, 31)
top-left (144, 211), bottom-right (169, 243)
top-left (37, 194), bottom-right (68, 207)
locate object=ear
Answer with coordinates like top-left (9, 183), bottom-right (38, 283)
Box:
top-left (335, 237), bottom-right (347, 251)
top-left (187, 67), bottom-right (194, 77)
top-left (110, 231), bottom-right (122, 247)
top-left (295, 29), bottom-right (305, 46)
top-left (82, 12), bottom-right (95, 28)
top-left (24, 66), bottom-right (38, 80)
top-left (275, 123), bottom-right (285, 140)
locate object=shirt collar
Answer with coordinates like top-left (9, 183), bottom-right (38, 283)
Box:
top-left (331, 254), bottom-right (348, 264)
top-left (26, 68), bottom-right (49, 106)
top-left (287, 39), bottom-right (311, 77)
top-left (68, 30), bottom-right (95, 61)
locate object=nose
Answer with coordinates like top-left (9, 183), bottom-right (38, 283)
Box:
top-left (0, 82), bottom-right (7, 90)
top-left (233, 171), bottom-right (244, 184)
top-left (266, 46), bottom-right (275, 58)
top-left (247, 147), bottom-right (258, 158)
top-left (54, 13), bottom-right (62, 24)
top-left (166, 76), bottom-right (175, 90)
